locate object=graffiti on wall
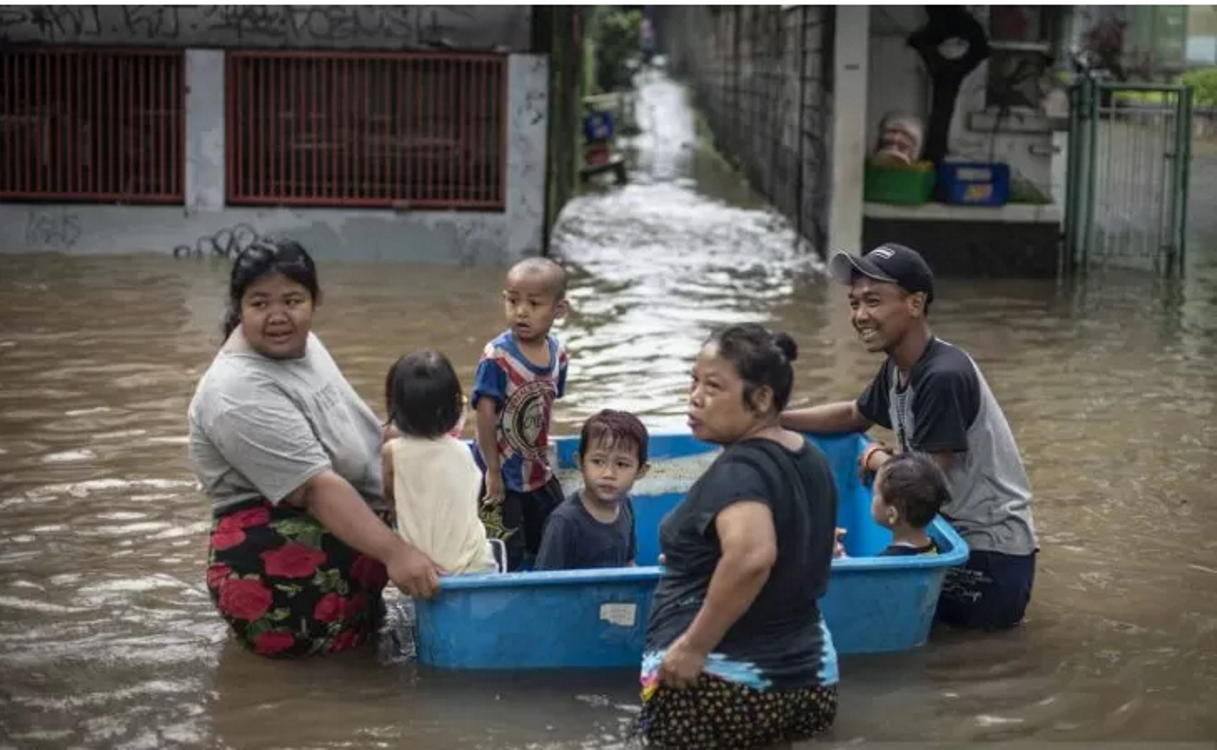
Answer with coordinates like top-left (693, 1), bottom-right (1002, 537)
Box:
top-left (200, 6), bottom-right (463, 43)
top-left (0, 5), bottom-right (181, 41)
top-left (0, 6), bottom-right (100, 39)
top-left (173, 223), bottom-right (264, 259)
top-left (25, 210), bottom-right (81, 251)
top-left (0, 5), bottom-right (527, 49)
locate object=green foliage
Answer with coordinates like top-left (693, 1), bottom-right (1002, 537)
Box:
top-left (1180, 67), bottom-right (1217, 107)
top-left (1008, 178), bottom-right (1052, 206)
top-left (587, 6), bottom-right (642, 94)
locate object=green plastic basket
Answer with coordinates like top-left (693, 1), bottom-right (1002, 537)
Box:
top-left (864, 162), bottom-right (936, 206)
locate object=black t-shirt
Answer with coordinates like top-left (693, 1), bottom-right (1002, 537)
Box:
top-left (880, 541), bottom-right (939, 556)
top-left (534, 492), bottom-right (637, 570)
top-left (855, 336), bottom-right (981, 454)
top-left (644, 436), bottom-right (838, 690)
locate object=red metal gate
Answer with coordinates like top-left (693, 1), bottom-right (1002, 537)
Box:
top-left (225, 51), bottom-right (507, 210)
top-left (0, 47), bottom-right (185, 203)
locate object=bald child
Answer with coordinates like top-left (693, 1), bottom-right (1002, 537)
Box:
top-left (471, 257), bottom-right (571, 571)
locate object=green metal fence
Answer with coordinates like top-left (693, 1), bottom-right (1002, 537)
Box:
top-left (1064, 80), bottom-right (1193, 275)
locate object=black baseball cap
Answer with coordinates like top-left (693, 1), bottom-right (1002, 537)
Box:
top-left (828, 243), bottom-right (935, 304)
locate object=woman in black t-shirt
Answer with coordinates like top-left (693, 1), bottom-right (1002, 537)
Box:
top-left (637, 324), bottom-right (840, 750)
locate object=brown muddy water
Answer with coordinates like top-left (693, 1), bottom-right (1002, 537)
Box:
top-left (2, 74), bottom-right (1216, 749)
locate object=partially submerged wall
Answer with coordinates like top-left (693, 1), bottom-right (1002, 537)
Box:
top-left (659, 6), bottom-right (835, 255)
top-left (0, 6), bottom-right (550, 262)
top-left (0, 53), bottom-right (549, 263)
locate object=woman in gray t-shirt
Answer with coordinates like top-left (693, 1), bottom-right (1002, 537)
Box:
top-left (188, 239), bottom-right (440, 658)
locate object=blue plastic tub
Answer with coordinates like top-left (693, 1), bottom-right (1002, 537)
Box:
top-left (413, 431), bottom-right (969, 670)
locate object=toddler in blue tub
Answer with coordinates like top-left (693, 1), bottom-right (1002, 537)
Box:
top-left (836, 451), bottom-right (949, 558)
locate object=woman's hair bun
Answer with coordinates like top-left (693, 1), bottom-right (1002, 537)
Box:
top-left (772, 331), bottom-right (798, 363)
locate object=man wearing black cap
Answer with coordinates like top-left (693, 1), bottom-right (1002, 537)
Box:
top-left (781, 242), bottom-right (1038, 631)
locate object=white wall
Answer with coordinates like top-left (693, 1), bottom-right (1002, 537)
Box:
top-left (862, 6), bottom-right (1056, 199)
top-left (865, 6), bottom-right (928, 152)
top-left (947, 62), bottom-right (1055, 196)
top-left (0, 54), bottom-right (549, 264)
top-left (829, 5), bottom-right (870, 255)
top-left (1187, 35), bottom-right (1217, 65)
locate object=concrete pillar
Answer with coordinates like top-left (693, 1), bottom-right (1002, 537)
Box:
top-left (503, 54), bottom-right (550, 260)
top-left (185, 50), bottom-right (225, 212)
top-left (1050, 130), bottom-right (1068, 219)
top-left (828, 6), bottom-right (869, 255)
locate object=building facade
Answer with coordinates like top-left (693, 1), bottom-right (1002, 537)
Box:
top-left (0, 5), bottom-right (555, 263)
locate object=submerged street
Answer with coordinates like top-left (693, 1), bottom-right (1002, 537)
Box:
top-left (0, 71), bottom-right (1215, 748)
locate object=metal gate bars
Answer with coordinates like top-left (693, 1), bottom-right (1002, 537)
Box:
top-left (1064, 79), bottom-right (1193, 275)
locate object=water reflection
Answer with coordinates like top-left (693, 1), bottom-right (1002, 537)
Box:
top-left (0, 72), bottom-right (1215, 748)
top-left (557, 76), bottom-right (824, 428)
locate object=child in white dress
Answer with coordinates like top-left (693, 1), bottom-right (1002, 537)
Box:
top-left (382, 350), bottom-right (500, 575)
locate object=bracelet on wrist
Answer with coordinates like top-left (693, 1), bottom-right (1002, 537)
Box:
top-left (861, 445), bottom-right (875, 473)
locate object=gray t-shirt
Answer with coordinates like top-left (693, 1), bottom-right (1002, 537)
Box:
top-left (188, 330), bottom-right (385, 513)
top-left (856, 337), bottom-right (1038, 556)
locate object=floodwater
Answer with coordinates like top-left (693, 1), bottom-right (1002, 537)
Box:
top-left (2, 72), bottom-right (1217, 749)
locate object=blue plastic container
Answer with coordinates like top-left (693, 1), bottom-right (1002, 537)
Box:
top-left (937, 161), bottom-right (1010, 206)
top-left (583, 111), bottom-right (615, 143)
top-left (414, 431), bottom-right (969, 670)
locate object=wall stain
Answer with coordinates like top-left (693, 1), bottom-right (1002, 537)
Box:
top-left (25, 210), bottom-right (82, 250)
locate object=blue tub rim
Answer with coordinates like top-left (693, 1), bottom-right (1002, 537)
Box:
top-left (439, 428), bottom-right (970, 593)
top-left (430, 515), bottom-right (968, 592)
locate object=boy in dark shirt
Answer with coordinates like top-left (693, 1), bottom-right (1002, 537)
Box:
top-left (869, 450), bottom-right (949, 556)
top-left (534, 410), bottom-right (648, 571)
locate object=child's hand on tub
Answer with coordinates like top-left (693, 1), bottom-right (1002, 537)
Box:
top-left (834, 528), bottom-right (848, 559)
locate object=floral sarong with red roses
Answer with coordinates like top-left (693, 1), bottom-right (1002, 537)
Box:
top-left (206, 497), bottom-right (390, 658)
